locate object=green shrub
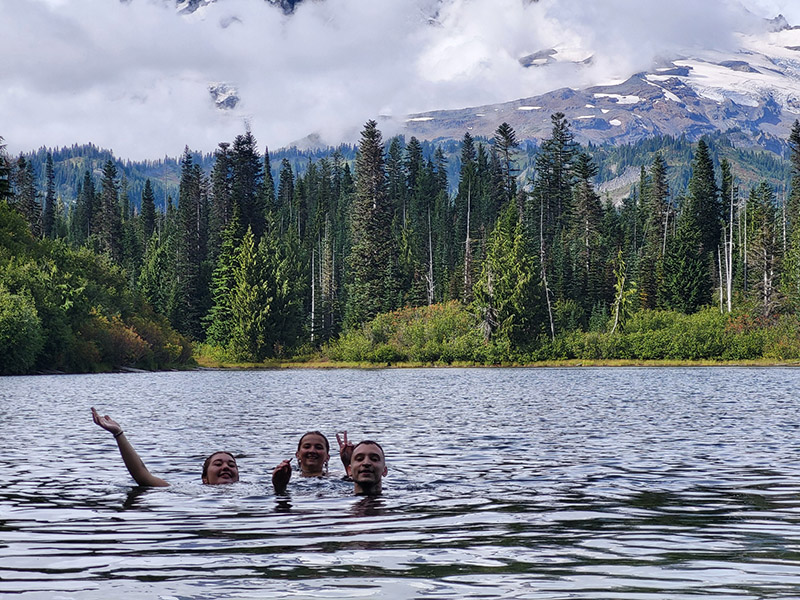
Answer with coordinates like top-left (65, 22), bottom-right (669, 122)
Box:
top-left (0, 285), bottom-right (44, 374)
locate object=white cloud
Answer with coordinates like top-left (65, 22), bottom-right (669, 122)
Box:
top-left (0, 0), bottom-right (796, 160)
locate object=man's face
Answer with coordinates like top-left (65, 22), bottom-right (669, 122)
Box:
top-left (349, 443), bottom-right (387, 487)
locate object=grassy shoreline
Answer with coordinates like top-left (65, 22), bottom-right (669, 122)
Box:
top-left (194, 354), bottom-right (800, 370)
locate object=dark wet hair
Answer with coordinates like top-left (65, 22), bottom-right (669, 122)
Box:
top-left (297, 431), bottom-right (330, 453)
top-left (202, 451), bottom-right (237, 480)
top-left (351, 440), bottom-right (384, 460)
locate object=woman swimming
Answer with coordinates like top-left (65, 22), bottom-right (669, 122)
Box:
top-left (272, 430), bottom-right (352, 493)
top-left (91, 407), bottom-right (239, 486)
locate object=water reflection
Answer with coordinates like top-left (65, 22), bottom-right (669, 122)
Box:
top-left (2, 368), bottom-right (800, 598)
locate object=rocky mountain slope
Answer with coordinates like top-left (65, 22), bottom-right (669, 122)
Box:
top-left (397, 18), bottom-right (800, 153)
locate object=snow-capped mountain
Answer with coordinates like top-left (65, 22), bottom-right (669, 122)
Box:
top-left (397, 17), bottom-right (800, 152)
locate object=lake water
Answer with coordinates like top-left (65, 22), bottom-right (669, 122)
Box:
top-left (2, 367), bottom-right (800, 599)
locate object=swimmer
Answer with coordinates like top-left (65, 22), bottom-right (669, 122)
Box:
top-left (272, 430), bottom-right (357, 494)
top-left (343, 438), bottom-right (388, 496)
top-left (272, 430), bottom-right (330, 493)
top-left (91, 407), bottom-right (239, 486)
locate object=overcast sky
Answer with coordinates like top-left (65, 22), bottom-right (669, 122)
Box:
top-left (1, 0), bottom-right (798, 160)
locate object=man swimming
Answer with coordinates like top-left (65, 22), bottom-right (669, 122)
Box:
top-left (340, 436), bottom-right (387, 496)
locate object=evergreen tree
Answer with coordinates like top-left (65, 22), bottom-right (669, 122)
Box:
top-left (687, 139), bottom-right (721, 255)
top-left (209, 141), bottom-right (234, 263)
top-left (205, 206), bottom-right (242, 347)
top-left (173, 148), bottom-right (208, 339)
top-left (533, 112), bottom-right (579, 243)
top-left (13, 156), bottom-right (40, 236)
top-left (783, 121), bottom-right (800, 307)
top-left (277, 158), bottom-right (294, 235)
top-left (140, 179), bottom-right (156, 242)
top-left (345, 120), bottom-right (401, 327)
top-left (231, 130), bottom-right (264, 238)
top-left (42, 152), bottom-right (56, 239)
top-left (455, 132), bottom-right (478, 302)
top-left (262, 146), bottom-right (276, 215)
top-left (228, 226), bottom-right (269, 361)
top-left (748, 181), bottom-right (782, 316)
top-left (638, 153), bottom-right (669, 309)
top-left (0, 137), bottom-right (10, 202)
top-left (493, 122), bottom-right (519, 206)
top-left (568, 152), bottom-right (606, 317)
top-left (73, 170), bottom-right (95, 244)
top-left (661, 196), bottom-right (710, 313)
top-left (97, 159), bottom-right (122, 261)
top-left (473, 202), bottom-right (544, 345)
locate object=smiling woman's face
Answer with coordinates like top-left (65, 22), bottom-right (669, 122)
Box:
top-left (202, 452), bottom-right (239, 484)
top-left (295, 433), bottom-right (330, 476)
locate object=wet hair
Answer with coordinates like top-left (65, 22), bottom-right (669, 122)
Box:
top-left (297, 431), bottom-right (330, 454)
top-left (202, 451), bottom-right (237, 480)
top-left (351, 440), bottom-right (384, 460)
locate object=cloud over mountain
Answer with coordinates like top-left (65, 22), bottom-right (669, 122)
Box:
top-left (1, 0), bottom-right (798, 159)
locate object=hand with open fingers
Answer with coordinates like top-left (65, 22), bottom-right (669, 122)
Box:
top-left (91, 407), bottom-right (122, 436)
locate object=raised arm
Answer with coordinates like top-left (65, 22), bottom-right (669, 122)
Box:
top-left (336, 430), bottom-right (354, 473)
top-left (91, 407), bottom-right (169, 487)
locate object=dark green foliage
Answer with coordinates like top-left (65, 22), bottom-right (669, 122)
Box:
top-left (42, 153), bottom-right (56, 239)
top-left (345, 120), bottom-right (401, 327)
top-left (140, 179), bottom-right (156, 242)
top-left (231, 131), bottom-right (265, 238)
top-left (747, 181), bottom-right (782, 315)
top-left (661, 196), bottom-right (711, 313)
top-left (473, 202), bottom-right (545, 346)
top-left (12, 156), bottom-right (41, 236)
top-left (97, 160), bottom-right (123, 261)
top-left (10, 116), bottom-right (800, 368)
top-left (0, 199), bottom-right (190, 373)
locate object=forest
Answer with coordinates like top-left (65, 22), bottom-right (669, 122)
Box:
top-left (3, 113), bottom-right (800, 374)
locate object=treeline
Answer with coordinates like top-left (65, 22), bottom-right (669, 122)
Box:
top-left (3, 113), bottom-right (800, 371)
top-left (0, 199), bottom-right (191, 375)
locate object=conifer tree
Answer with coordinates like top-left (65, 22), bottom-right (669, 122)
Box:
top-left (140, 179), bottom-right (156, 242)
top-left (345, 120), bottom-right (401, 327)
top-left (687, 139), bottom-right (721, 256)
top-left (661, 195), bottom-right (710, 313)
top-left (42, 152), bottom-right (56, 239)
top-left (97, 159), bottom-right (123, 261)
top-left (568, 152), bottom-right (606, 316)
top-left (473, 201), bottom-right (544, 345)
top-left (262, 146), bottom-right (276, 215)
top-left (533, 113), bottom-right (579, 241)
top-left (493, 123), bottom-right (519, 207)
top-left (638, 153), bottom-right (669, 308)
top-left (173, 148), bottom-right (209, 339)
top-left (229, 226), bottom-right (268, 361)
top-left (277, 158), bottom-right (294, 235)
top-left (0, 137), bottom-right (10, 202)
top-left (205, 205), bottom-right (242, 347)
top-left (13, 156), bottom-right (40, 236)
top-left (231, 130), bottom-right (264, 238)
top-left (748, 181), bottom-right (782, 316)
top-left (73, 170), bottom-right (95, 244)
top-left (782, 121), bottom-right (800, 307)
top-left (208, 142), bottom-right (234, 264)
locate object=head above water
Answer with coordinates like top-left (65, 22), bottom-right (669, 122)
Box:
top-left (296, 431), bottom-right (330, 476)
top-left (348, 440), bottom-right (387, 496)
top-left (297, 431), bottom-right (330, 453)
top-left (202, 451), bottom-right (239, 485)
